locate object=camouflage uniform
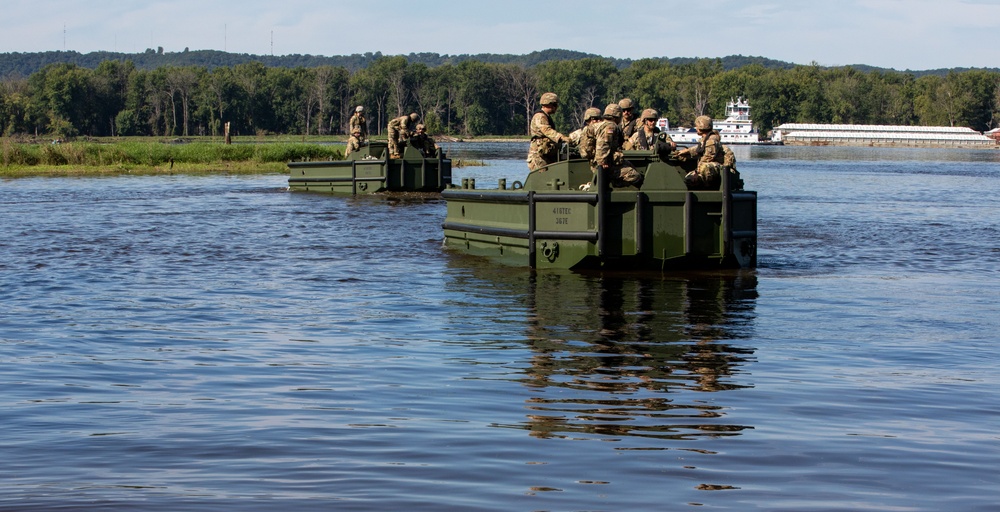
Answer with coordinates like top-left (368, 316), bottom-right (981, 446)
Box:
top-left (527, 102), bottom-right (569, 172)
top-left (626, 108), bottom-right (667, 151)
top-left (620, 117), bottom-right (640, 140)
top-left (410, 124), bottom-right (438, 157)
top-left (722, 145), bottom-right (744, 190)
top-left (627, 126), bottom-right (663, 150)
top-left (345, 133), bottom-right (363, 157)
top-left (349, 108), bottom-right (368, 141)
top-left (387, 113), bottom-right (418, 158)
top-left (593, 117), bottom-right (641, 187)
top-left (683, 129), bottom-right (725, 189)
top-left (578, 122), bottom-right (599, 161)
top-left (618, 98), bottom-right (639, 140)
top-left (572, 107), bottom-right (603, 160)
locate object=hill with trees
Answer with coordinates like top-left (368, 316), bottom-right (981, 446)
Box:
top-left (0, 49), bottom-right (813, 78)
top-left (2, 50), bottom-right (998, 140)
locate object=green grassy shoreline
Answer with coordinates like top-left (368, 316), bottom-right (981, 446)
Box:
top-left (0, 136), bottom-right (513, 177)
top-left (1, 138), bottom-right (343, 178)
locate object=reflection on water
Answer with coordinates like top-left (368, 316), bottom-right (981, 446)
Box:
top-left (5, 146), bottom-right (999, 510)
top-left (439, 141), bottom-right (528, 161)
top-left (447, 262), bottom-right (758, 443)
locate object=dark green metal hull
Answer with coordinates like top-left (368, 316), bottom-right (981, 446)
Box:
top-left (442, 151), bottom-right (756, 270)
top-left (288, 141), bottom-right (452, 195)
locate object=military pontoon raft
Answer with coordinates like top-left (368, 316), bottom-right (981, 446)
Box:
top-left (288, 141), bottom-right (452, 195)
top-left (442, 148), bottom-right (757, 270)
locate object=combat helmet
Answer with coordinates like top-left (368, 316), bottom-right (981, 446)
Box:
top-left (694, 115), bottom-right (713, 131)
top-left (409, 113), bottom-right (420, 122)
top-left (540, 92), bottom-right (559, 106)
top-left (641, 108), bottom-right (659, 120)
top-left (618, 98), bottom-right (634, 110)
top-left (604, 103), bottom-right (623, 119)
top-left (355, 105), bottom-right (364, 113)
top-left (584, 107), bottom-right (602, 122)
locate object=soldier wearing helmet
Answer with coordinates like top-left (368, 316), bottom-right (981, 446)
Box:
top-left (569, 107), bottom-right (603, 159)
top-left (618, 98), bottom-right (639, 139)
top-left (349, 105), bottom-right (368, 142)
top-left (345, 126), bottom-right (365, 157)
top-left (590, 103), bottom-right (641, 188)
top-left (527, 92), bottom-right (570, 171)
top-left (626, 108), bottom-right (673, 151)
top-left (410, 123), bottom-right (439, 158)
top-left (387, 112), bottom-right (420, 159)
top-left (677, 114), bottom-right (726, 189)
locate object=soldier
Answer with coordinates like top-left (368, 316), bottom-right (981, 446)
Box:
top-left (409, 123), bottom-right (439, 157)
top-left (387, 112), bottom-right (419, 159)
top-left (526, 92), bottom-right (570, 171)
top-left (722, 144), bottom-right (744, 190)
top-left (569, 107), bottom-right (603, 160)
top-left (349, 106), bottom-right (368, 141)
top-left (618, 98), bottom-right (640, 140)
top-left (676, 115), bottom-right (726, 189)
top-left (345, 127), bottom-right (364, 157)
top-left (593, 103), bottom-right (642, 188)
top-left (627, 108), bottom-right (673, 151)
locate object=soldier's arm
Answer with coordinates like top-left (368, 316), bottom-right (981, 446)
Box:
top-left (595, 125), bottom-right (614, 167)
top-left (534, 115), bottom-right (568, 144)
top-left (624, 131), bottom-right (638, 150)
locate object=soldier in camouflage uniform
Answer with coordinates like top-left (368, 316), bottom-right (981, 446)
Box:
top-left (345, 127), bottom-right (364, 157)
top-left (676, 115), bottom-right (725, 189)
top-left (349, 106), bottom-right (368, 142)
top-left (569, 107), bottom-right (603, 160)
top-left (722, 145), bottom-right (744, 190)
top-left (618, 98), bottom-right (640, 140)
top-left (593, 103), bottom-right (642, 188)
top-left (626, 108), bottom-right (674, 151)
top-left (409, 123), bottom-right (439, 157)
top-left (387, 112), bottom-right (419, 159)
top-left (527, 92), bottom-right (570, 171)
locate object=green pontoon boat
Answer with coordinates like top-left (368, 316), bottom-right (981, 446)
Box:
top-left (442, 147), bottom-right (756, 270)
top-left (288, 141), bottom-right (451, 195)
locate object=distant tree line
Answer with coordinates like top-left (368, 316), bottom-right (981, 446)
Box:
top-left (2, 53), bottom-right (999, 140)
top-left (0, 49), bottom-right (802, 77)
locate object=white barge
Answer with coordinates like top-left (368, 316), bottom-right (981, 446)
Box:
top-left (772, 123), bottom-right (997, 147)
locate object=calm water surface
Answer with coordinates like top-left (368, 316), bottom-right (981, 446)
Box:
top-left (2, 144), bottom-right (999, 511)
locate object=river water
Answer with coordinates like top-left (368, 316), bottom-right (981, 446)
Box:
top-left (2, 143), bottom-right (999, 511)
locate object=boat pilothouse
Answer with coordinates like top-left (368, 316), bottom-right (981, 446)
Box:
top-left (656, 97), bottom-right (763, 144)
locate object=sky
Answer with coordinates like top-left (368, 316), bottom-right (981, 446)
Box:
top-left (2, 0), bottom-right (999, 71)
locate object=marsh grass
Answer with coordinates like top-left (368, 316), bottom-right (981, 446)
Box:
top-left (452, 159), bottom-right (487, 167)
top-left (1, 139), bottom-right (343, 176)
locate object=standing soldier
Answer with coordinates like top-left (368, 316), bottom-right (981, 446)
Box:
top-left (676, 115), bottom-right (726, 189)
top-left (526, 92), bottom-right (570, 171)
top-left (569, 107), bottom-right (603, 160)
top-left (592, 103), bottom-right (642, 188)
top-left (387, 112), bottom-right (419, 159)
top-left (345, 127), bottom-right (364, 157)
top-left (349, 106), bottom-right (368, 142)
top-left (618, 98), bottom-right (640, 140)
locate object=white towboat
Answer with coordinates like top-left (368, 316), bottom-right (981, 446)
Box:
top-left (656, 97), bottom-right (767, 145)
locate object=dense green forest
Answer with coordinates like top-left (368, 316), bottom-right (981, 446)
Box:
top-left (2, 50), bottom-right (999, 139)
